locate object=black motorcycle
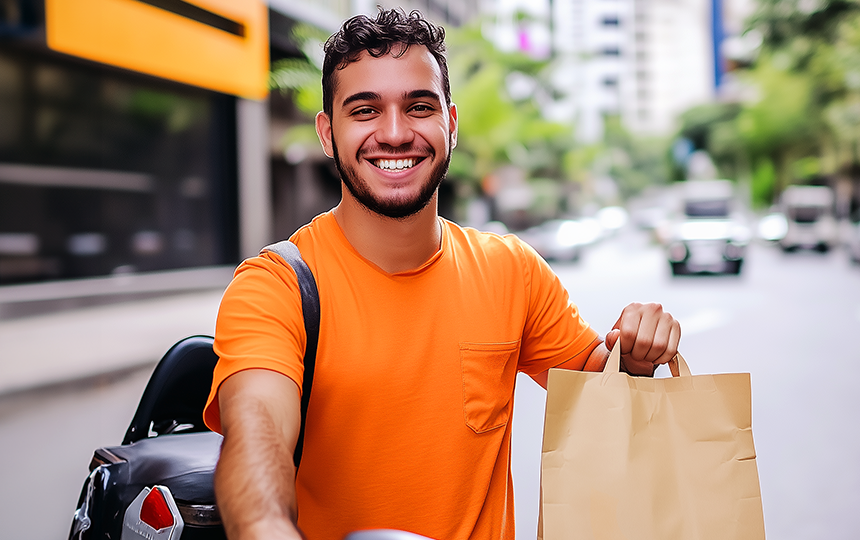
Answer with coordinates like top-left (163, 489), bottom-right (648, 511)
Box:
top-left (68, 336), bottom-right (433, 540)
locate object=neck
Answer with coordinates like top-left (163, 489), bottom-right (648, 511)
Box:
top-left (333, 190), bottom-right (442, 274)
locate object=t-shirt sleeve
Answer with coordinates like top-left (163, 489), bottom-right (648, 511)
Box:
top-left (202, 252), bottom-right (306, 433)
top-left (514, 239), bottom-right (599, 376)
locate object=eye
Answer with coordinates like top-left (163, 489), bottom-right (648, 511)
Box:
top-left (410, 103), bottom-right (435, 116)
top-left (351, 106), bottom-right (378, 118)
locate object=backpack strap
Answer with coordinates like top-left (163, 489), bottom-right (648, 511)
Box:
top-left (261, 240), bottom-right (320, 468)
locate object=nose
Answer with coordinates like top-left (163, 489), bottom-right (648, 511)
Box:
top-left (374, 110), bottom-right (414, 148)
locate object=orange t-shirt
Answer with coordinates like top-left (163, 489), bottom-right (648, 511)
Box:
top-left (204, 212), bottom-right (598, 540)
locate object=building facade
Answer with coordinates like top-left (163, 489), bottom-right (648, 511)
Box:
top-left (0, 0), bottom-right (480, 307)
top-left (550, 0), bottom-right (716, 141)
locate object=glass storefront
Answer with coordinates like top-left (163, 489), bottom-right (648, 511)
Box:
top-left (0, 45), bottom-right (238, 284)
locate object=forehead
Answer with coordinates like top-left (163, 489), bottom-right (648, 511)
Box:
top-left (332, 45), bottom-right (444, 106)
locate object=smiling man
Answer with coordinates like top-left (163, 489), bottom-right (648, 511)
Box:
top-left (204, 9), bottom-right (680, 540)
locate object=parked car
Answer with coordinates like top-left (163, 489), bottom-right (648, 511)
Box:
top-left (517, 219), bottom-right (598, 262)
top-left (664, 180), bottom-right (751, 275)
top-left (778, 185), bottom-right (838, 252)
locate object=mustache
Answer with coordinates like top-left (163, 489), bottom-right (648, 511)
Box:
top-left (357, 143), bottom-right (435, 158)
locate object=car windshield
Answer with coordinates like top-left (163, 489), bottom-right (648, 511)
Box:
top-left (685, 199), bottom-right (729, 218)
top-left (788, 206), bottom-right (824, 223)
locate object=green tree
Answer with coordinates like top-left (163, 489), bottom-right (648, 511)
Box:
top-left (672, 0), bottom-right (860, 207)
top-left (445, 22), bottom-right (576, 193)
top-left (601, 116), bottom-right (672, 200)
top-left (736, 56), bottom-right (823, 203)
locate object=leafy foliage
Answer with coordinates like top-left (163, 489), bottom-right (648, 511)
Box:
top-left (445, 23), bottom-right (576, 192)
top-left (675, 0), bottom-right (860, 207)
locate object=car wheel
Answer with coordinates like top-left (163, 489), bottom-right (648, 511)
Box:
top-left (726, 259), bottom-right (743, 275)
top-left (671, 262), bottom-right (688, 276)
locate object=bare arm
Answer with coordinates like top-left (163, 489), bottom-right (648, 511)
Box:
top-left (215, 369), bottom-right (304, 540)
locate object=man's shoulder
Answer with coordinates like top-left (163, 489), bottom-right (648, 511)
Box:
top-left (289, 211), bottom-right (336, 247)
top-left (443, 219), bottom-right (535, 260)
top-left (226, 213), bottom-right (334, 290)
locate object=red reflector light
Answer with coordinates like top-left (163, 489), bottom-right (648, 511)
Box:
top-left (140, 487), bottom-right (175, 531)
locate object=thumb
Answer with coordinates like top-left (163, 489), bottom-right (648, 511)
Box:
top-left (604, 329), bottom-right (621, 351)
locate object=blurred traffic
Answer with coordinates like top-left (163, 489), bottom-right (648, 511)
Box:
top-left (509, 177), bottom-right (860, 279)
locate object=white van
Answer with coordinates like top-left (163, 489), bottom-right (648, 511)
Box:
top-left (779, 186), bottom-right (837, 252)
top-left (665, 180), bottom-right (751, 275)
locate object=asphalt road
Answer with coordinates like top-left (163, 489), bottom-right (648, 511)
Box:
top-left (512, 230), bottom-right (860, 540)
top-left (1, 229), bottom-right (858, 540)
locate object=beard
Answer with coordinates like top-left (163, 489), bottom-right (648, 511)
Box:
top-left (332, 137), bottom-right (452, 220)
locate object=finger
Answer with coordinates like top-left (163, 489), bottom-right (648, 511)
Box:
top-left (643, 312), bottom-right (675, 364)
top-left (604, 328), bottom-right (621, 351)
top-left (654, 318), bottom-right (681, 366)
top-left (630, 304), bottom-right (663, 361)
top-left (613, 303), bottom-right (643, 355)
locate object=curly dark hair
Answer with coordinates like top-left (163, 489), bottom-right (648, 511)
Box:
top-left (322, 8), bottom-right (450, 118)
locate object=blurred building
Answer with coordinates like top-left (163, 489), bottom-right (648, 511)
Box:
top-left (491, 0), bottom-right (750, 142)
top-left (0, 0), bottom-right (479, 309)
top-left (548, 0), bottom-right (716, 140)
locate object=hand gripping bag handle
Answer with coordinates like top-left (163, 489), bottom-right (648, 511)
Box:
top-left (262, 240), bottom-right (320, 468)
top-left (604, 339), bottom-right (691, 378)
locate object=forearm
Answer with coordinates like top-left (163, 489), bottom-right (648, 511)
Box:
top-left (216, 371), bottom-right (303, 540)
top-left (532, 337), bottom-right (656, 389)
top-left (531, 338), bottom-right (605, 388)
top-left (582, 341), bottom-right (610, 372)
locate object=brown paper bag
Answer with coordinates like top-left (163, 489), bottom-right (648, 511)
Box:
top-left (539, 343), bottom-right (765, 540)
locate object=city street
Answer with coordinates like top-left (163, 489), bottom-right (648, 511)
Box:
top-left (1, 228), bottom-right (859, 539)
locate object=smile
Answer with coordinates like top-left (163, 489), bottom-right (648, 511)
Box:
top-left (372, 158), bottom-right (422, 171)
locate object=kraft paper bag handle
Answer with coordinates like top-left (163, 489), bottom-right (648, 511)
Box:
top-left (605, 339), bottom-right (692, 378)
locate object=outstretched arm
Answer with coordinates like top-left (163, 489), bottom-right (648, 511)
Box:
top-left (215, 369), bottom-right (304, 540)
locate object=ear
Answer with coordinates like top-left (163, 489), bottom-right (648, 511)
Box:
top-left (448, 103), bottom-right (458, 149)
top-left (315, 111), bottom-right (334, 158)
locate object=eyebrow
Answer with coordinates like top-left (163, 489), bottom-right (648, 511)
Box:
top-left (340, 89), bottom-right (443, 109)
top-left (405, 89), bottom-right (441, 102)
top-left (341, 91), bottom-right (381, 108)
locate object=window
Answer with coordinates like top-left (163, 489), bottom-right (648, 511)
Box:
top-left (603, 76), bottom-right (619, 87)
top-left (0, 48), bottom-right (237, 284)
top-left (602, 16), bottom-right (620, 26)
top-left (601, 46), bottom-right (621, 56)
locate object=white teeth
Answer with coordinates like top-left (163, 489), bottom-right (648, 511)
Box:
top-left (375, 158), bottom-right (415, 170)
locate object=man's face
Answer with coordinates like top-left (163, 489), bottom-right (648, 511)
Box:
top-left (316, 45), bottom-right (458, 219)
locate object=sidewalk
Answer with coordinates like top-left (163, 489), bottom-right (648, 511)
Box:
top-left (0, 270), bottom-right (232, 397)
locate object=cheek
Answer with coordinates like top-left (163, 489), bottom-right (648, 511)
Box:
top-left (334, 128), bottom-right (369, 154)
top-left (425, 122), bottom-right (451, 146)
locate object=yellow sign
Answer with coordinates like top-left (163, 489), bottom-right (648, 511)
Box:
top-left (46, 0), bottom-right (269, 99)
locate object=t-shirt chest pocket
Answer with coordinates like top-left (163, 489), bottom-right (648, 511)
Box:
top-left (459, 341), bottom-right (520, 433)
